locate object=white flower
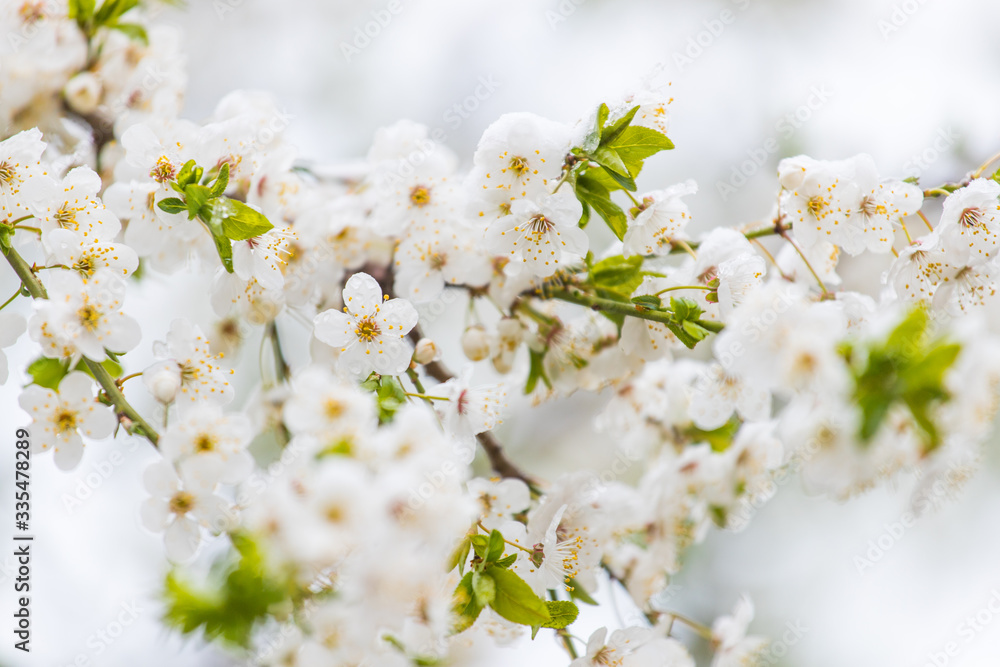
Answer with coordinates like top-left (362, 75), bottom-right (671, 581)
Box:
top-left (32, 166), bottom-right (121, 246)
top-left (140, 460), bottom-right (232, 562)
top-left (885, 231), bottom-right (957, 303)
top-left (711, 595), bottom-right (770, 667)
top-left (282, 366), bottom-right (378, 446)
top-left (142, 318), bottom-right (235, 406)
top-left (393, 203), bottom-right (492, 302)
top-left (159, 404), bottom-right (254, 486)
top-left (467, 112), bottom-right (572, 221)
top-left (572, 627), bottom-right (693, 667)
top-left (435, 364), bottom-right (506, 444)
top-left (0, 128), bottom-right (56, 223)
top-left (313, 272), bottom-right (419, 378)
top-left (232, 226), bottom-right (295, 291)
top-left (485, 193), bottom-right (587, 278)
top-left (29, 269), bottom-right (140, 361)
top-left (45, 228), bottom-right (139, 279)
top-left (844, 155), bottom-right (923, 254)
top-left (623, 180), bottom-right (696, 257)
top-left (467, 477), bottom-right (531, 531)
top-left (688, 363), bottom-right (771, 430)
top-left (778, 155), bottom-right (858, 251)
top-left (18, 371), bottom-right (115, 470)
top-left (936, 178), bottom-right (1000, 265)
top-left (0, 312), bottom-right (26, 383)
top-left (716, 252), bottom-right (766, 318)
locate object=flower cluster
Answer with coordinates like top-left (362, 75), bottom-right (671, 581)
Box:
top-left (3, 3), bottom-right (1000, 666)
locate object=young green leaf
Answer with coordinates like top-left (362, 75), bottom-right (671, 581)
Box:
top-left (157, 197), bottom-right (187, 215)
top-left (600, 105), bottom-right (640, 146)
top-left (220, 200), bottom-right (274, 241)
top-left (486, 530), bottom-right (505, 563)
top-left (538, 600), bottom-right (579, 629)
top-left (486, 566), bottom-right (551, 627)
top-left (451, 572), bottom-right (484, 634)
top-left (26, 357), bottom-right (70, 391)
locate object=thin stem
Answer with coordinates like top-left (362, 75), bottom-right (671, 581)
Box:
top-left (2, 245), bottom-right (160, 446)
top-left (14, 226), bottom-right (42, 235)
top-left (549, 591), bottom-right (580, 659)
top-left (674, 239), bottom-right (698, 260)
top-left (972, 149), bottom-right (1000, 179)
top-left (900, 218), bottom-right (913, 244)
top-left (653, 284), bottom-right (715, 297)
top-left (9, 215), bottom-right (34, 226)
top-left (476, 522), bottom-right (534, 554)
top-left (548, 287), bottom-right (724, 333)
top-left (659, 611), bottom-right (714, 641)
top-left (0, 286), bottom-right (20, 311)
top-left (623, 189), bottom-right (641, 207)
top-left (266, 320), bottom-right (290, 385)
top-left (778, 228), bottom-right (829, 296)
top-left (116, 372), bottom-right (143, 386)
top-left (405, 392), bottom-right (450, 401)
top-left (917, 210), bottom-right (934, 233)
top-left (406, 366), bottom-right (427, 395)
top-left (87, 359), bottom-right (161, 445)
top-left (750, 238), bottom-right (792, 281)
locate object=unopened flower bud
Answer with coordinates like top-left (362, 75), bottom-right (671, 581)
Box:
top-left (64, 72), bottom-right (103, 115)
top-left (461, 325), bottom-right (491, 361)
top-left (144, 364), bottom-right (182, 404)
top-left (413, 338), bottom-right (439, 365)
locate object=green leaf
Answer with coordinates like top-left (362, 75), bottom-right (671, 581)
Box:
top-left (590, 254), bottom-right (643, 290)
top-left (470, 534), bottom-right (490, 560)
top-left (486, 530), bottom-right (505, 563)
top-left (26, 357), bottom-right (70, 391)
top-left (631, 294), bottom-right (662, 308)
top-left (175, 160), bottom-right (200, 188)
top-left (568, 579), bottom-right (599, 605)
top-left (606, 126), bottom-right (675, 178)
top-left (451, 573), bottom-right (484, 633)
top-left (494, 554), bottom-right (518, 569)
top-left (157, 197), bottom-right (187, 215)
top-left (670, 296), bottom-right (703, 323)
top-left (598, 164), bottom-right (637, 192)
top-left (211, 232), bottom-right (235, 273)
top-left (683, 416), bottom-right (741, 453)
top-left (163, 532), bottom-right (291, 648)
top-left (592, 146), bottom-right (629, 177)
top-left (600, 105), bottom-right (640, 147)
top-left (525, 348), bottom-right (551, 394)
top-left (576, 174), bottom-right (628, 240)
top-left (219, 200), bottom-right (274, 241)
top-left (74, 357), bottom-right (123, 381)
top-left (210, 162), bottom-right (230, 198)
top-left (581, 103), bottom-right (610, 154)
top-left (184, 184), bottom-right (212, 220)
top-left (69, 0), bottom-right (96, 21)
top-left (448, 534), bottom-right (473, 574)
top-left (486, 566), bottom-right (551, 627)
top-left (110, 22), bottom-right (148, 45)
top-left (95, 0), bottom-right (139, 24)
top-left (538, 601), bottom-right (579, 629)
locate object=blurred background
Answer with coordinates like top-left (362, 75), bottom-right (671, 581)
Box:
top-left (3, 0), bottom-right (1000, 664)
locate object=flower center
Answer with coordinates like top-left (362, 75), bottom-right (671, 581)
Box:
top-left (355, 316), bottom-right (380, 342)
top-left (54, 205), bottom-right (78, 229)
top-left (149, 156), bottom-right (177, 183)
top-left (194, 433), bottom-right (216, 452)
top-left (859, 195), bottom-right (886, 218)
top-left (959, 206), bottom-right (984, 228)
top-left (18, 2), bottom-right (45, 24)
top-left (509, 156), bottom-right (530, 178)
top-left (77, 304), bottom-right (101, 332)
top-left (0, 161), bottom-right (15, 185)
top-left (526, 214), bottom-right (554, 235)
top-left (74, 255), bottom-right (96, 277)
top-left (324, 399), bottom-right (344, 419)
top-left (429, 252), bottom-right (447, 270)
top-left (54, 409), bottom-right (78, 433)
top-left (409, 185), bottom-right (431, 207)
top-left (324, 503), bottom-right (346, 523)
top-left (169, 491), bottom-right (195, 515)
top-left (807, 195), bottom-right (828, 218)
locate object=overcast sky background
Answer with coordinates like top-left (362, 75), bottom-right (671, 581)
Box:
top-left (3, 0), bottom-right (1000, 665)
